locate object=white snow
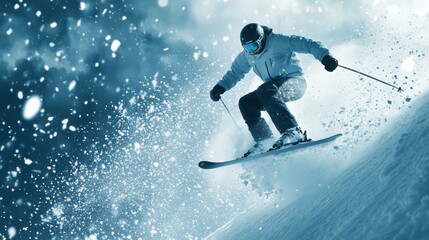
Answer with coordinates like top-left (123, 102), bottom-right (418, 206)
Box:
top-left (401, 57), bottom-right (415, 73)
top-left (50, 22), bottom-right (57, 28)
top-left (22, 95), bottom-right (42, 120)
top-left (68, 80), bottom-right (77, 91)
top-left (110, 39), bottom-right (121, 52)
top-left (80, 2), bottom-right (87, 11)
top-left (206, 94), bottom-right (429, 240)
top-left (15, 1), bottom-right (426, 239)
top-left (6, 28), bottom-right (13, 35)
top-left (61, 119), bottom-right (69, 130)
top-left (8, 226), bottom-right (16, 239)
top-left (158, 0), bottom-right (169, 8)
top-left (24, 158), bottom-right (33, 165)
top-left (85, 234), bottom-right (97, 240)
top-left (193, 51), bottom-right (200, 60)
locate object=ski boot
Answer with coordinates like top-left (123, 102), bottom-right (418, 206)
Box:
top-left (242, 139), bottom-right (273, 158)
top-left (272, 127), bottom-right (308, 150)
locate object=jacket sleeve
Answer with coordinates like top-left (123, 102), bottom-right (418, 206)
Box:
top-left (285, 35), bottom-right (330, 62)
top-left (217, 51), bottom-right (252, 91)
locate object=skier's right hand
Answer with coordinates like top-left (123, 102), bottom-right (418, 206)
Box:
top-left (210, 84), bottom-right (226, 102)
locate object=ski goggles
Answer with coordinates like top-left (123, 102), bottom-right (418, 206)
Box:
top-left (242, 35), bottom-right (263, 53)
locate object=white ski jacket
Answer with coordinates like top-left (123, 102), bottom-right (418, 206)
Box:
top-left (218, 27), bottom-right (331, 91)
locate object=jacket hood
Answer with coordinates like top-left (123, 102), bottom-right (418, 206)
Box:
top-left (262, 26), bottom-right (273, 36)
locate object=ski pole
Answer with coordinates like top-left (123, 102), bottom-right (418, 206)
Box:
top-left (338, 65), bottom-right (403, 92)
top-left (220, 98), bottom-right (241, 130)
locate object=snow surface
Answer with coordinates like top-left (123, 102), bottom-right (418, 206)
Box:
top-left (207, 93), bottom-right (429, 239)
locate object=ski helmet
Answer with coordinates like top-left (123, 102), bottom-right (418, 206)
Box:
top-left (240, 23), bottom-right (264, 54)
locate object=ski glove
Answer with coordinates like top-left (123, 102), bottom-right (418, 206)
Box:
top-left (322, 55), bottom-right (338, 72)
top-left (210, 84), bottom-right (226, 102)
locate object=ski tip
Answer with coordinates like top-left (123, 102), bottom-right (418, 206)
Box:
top-left (198, 161), bottom-right (208, 169)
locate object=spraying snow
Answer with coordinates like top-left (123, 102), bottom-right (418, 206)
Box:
top-left (22, 95), bottom-right (42, 120)
top-left (2, 0), bottom-right (429, 239)
top-left (207, 92), bottom-right (429, 240)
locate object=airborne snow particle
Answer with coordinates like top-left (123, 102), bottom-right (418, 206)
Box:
top-left (17, 91), bottom-right (23, 100)
top-left (69, 125), bottom-right (76, 132)
top-left (23, 96), bottom-right (42, 120)
top-left (24, 158), bottom-right (33, 165)
top-left (8, 226), bottom-right (16, 239)
top-left (193, 51), bottom-right (200, 61)
top-left (62, 119), bottom-right (69, 129)
top-left (50, 22), bottom-right (57, 28)
top-left (80, 2), bottom-right (87, 10)
top-left (158, 0), bottom-right (169, 8)
top-left (36, 10), bottom-right (41, 17)
top-left (111, 39), bottom-right (121, 52)
top-left (68, 80), bottom-right (76, 91)
top-left (14, 4), bottom-right (20, 9)
top-left (6, 28), bottom-right (13, 35)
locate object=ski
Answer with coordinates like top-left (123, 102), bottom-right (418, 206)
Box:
top-left (199, 133), bottom-right (342, 169)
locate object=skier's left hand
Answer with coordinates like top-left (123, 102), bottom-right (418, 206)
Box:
top-left (322, 55), bottom-right (338, 72)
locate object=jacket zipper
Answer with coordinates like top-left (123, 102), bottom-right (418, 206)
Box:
top-left (265, 61), bottom-right (274, 80)
top-left (254, 64), bottom-right (263, 79)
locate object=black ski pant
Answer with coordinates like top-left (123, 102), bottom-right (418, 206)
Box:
top-left (239, 76), bottom-right (307, 142)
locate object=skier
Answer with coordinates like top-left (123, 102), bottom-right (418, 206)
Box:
top-left (210, 23), bottom-right (338, 157)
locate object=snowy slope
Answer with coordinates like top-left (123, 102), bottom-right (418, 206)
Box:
top-left (207, 93), bottom-right (429, 240)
